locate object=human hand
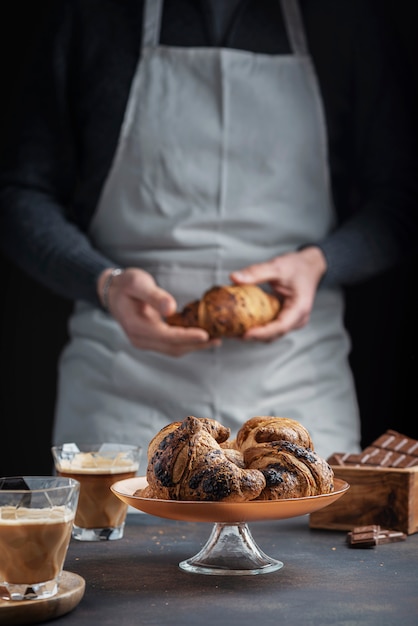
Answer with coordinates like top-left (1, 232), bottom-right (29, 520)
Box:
top-left (230, 246), bottom-right (327, 341)
top-left (97, 267), bottom-right (221, 356)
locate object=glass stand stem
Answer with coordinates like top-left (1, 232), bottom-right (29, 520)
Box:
top-left (179, 522), bottom-right (284, 575)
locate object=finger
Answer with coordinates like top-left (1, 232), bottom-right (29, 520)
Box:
top-left (230, 261), bottom-right (279, 285)
top-left (243, 305), bottom-right (310, 340)
top-left (128, 310), bottom-right (214, 345)
top-left (165, 338), bottom-right (222, 357)
top-left (242, 322), bottom-right (283, 342)
top-left (132, 333), bottom-right (222, 356)
top-left (163, 325), bottom-right (212, 344)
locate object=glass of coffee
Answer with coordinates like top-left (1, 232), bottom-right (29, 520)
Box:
top-left (0, 476), bottom-right (80, 601)
top-left (52, 443), bottom-right (141, 541)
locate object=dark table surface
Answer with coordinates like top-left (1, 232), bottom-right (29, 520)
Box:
top-left (39, 513), bottom-right (418, 625)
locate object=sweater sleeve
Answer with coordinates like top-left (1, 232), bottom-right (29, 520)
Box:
top-left (316, 0), bottom-right (418, 287)
top-left (0, 1), bottom-right (114, 308)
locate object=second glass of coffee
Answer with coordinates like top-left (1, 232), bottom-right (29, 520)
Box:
top-left (52, 443), bottom-right (141, 541)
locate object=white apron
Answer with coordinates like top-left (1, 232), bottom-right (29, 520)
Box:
top-left (54, 0), bottom-right (361, 473)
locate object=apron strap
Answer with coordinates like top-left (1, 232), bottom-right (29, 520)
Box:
top-left (142, 0), bottom-right (163, 49)
top-left (280, 0), bottom-right (309, 56)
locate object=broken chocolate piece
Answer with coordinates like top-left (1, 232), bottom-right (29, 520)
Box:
top-left (347, 525), bottom-right (408, 548)
top-left (347, 525), bottom-right (380, 548)
top-left (377, 529), bottom-right (407, 544)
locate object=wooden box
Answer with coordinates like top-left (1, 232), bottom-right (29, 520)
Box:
top-left (309, 465), bottom-right (418, 535)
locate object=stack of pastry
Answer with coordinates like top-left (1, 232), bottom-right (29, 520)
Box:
top-left (136, 415), bottom-right (334, 502)
top-left (166, 284), bottom-right (280, 338)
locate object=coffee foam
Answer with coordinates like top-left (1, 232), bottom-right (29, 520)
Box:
top-left (0, 506), bottom-right (75, 524)
top-left (56, 452), bottom-right (139, 474)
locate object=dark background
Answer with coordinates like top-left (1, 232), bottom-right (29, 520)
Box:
top-left (1, 1), bottom-right (417, 476)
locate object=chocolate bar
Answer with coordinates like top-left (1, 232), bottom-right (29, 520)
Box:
top-left (326, 452), bottom-right (362, 466)
top-left (327, 430), bottom-right (418, 469)
top-left (347, 525), bottom-right (407, 548)
top-left (352, 446), bottom-right (418, 468)
top-left (372, 430), bottom-right (418, 457)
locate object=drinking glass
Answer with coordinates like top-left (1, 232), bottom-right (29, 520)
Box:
top-left (0, 476), bottom-right (79, 601)
top-left (52, 443), bottom-right (141, 541)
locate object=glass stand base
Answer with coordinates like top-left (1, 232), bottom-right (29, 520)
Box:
top-left (1, 579), bottom-right (58, 601)
top-left (72, 522), bottom-right (125, 541)
top-left (179, 522), bottom-right (284, 576)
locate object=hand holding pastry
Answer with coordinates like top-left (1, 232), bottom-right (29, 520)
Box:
top-left (230, 247), bottom-right (327, 340)
top-left (97, 267), bottom-right (221, 357)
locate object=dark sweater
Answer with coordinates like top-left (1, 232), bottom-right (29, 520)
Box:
top-left (0, 0), bottom-right (417, 308)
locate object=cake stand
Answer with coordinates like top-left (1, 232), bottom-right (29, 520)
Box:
top-left (111, 476), bottom-right (349, 576)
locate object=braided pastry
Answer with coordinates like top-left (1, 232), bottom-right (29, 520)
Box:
top-left (144, 416), bottom-right (266, 502)
top-left (147, 417), bottom-right (230, 462)
top-left (244, 440), bottom-right (334, 500)
top-left (166, 284), bottom-right (280, 338)
top-left (236, 416), bottom-right (314, 452)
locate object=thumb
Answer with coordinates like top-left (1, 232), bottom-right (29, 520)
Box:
top-left (128, 269), bottom-right (177, 317)
top-left (144, 285), bottom-right (177, 317)
top-left (230, 262), bottom-right (276, 285)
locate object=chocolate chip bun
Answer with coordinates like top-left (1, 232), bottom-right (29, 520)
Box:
top-left (166, 284), bottom-right (280, 338)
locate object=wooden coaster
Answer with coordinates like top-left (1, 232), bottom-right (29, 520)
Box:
top-left (0, 571), bottom-right (85, 625)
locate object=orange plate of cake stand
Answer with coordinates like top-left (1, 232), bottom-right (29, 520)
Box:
top-left (111, 476), bottom-right (350, 576)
